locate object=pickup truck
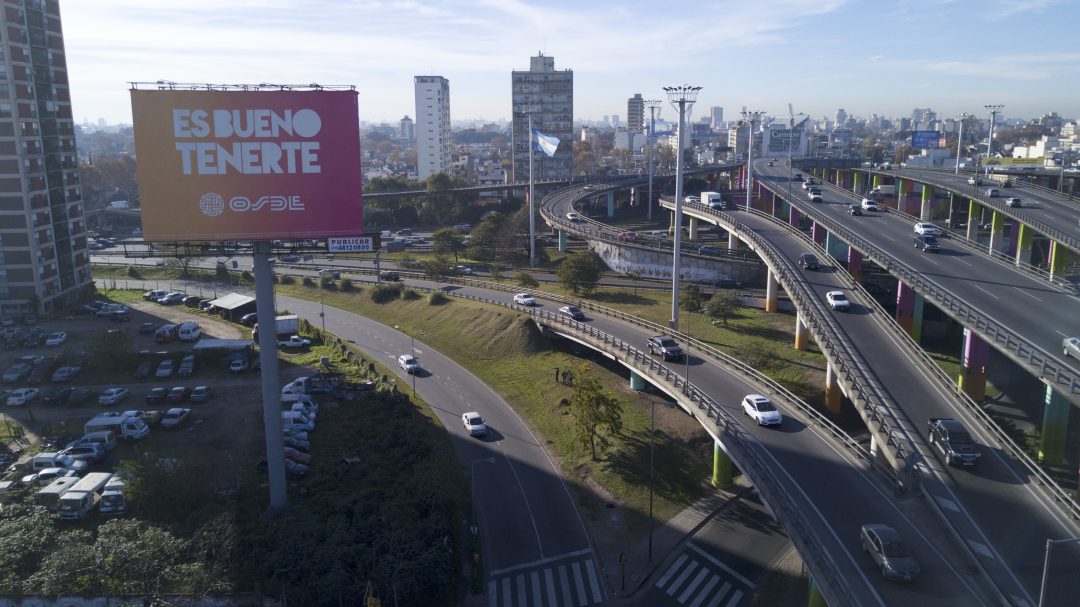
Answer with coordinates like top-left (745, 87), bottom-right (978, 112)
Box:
top-left (276, 335), bottom-right (312, 349)
top-left (927, 418), bottom-right (981, 466)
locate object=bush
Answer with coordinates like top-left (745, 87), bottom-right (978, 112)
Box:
top-left (370, 283), bottom-right (403, 303)
top-left (240, 270), bottom-right (252, 281)
top-left (428, 291), bottom-right (450, 305)
top-left (279, 274), bottom-right (296, 285)
top-left (302, 276), bottom-right (315, 286)
top-left (125, 265), bottom-right (141, 279)
top-left (340, 278), bottom-right (354, 291)
top-left (515, 272), bottom-right (539, 288)
top-left (401, 289), bottom-right (421, 301)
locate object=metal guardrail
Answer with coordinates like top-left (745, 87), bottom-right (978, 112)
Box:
top-left (759, 179), bottom-right (1080, 404)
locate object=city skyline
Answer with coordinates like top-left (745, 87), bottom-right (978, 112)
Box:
top-left (63, 0), bottom-right (1079, 126)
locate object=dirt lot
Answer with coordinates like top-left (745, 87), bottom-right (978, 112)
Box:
top-left (2, 299), bottom-right (312, 489)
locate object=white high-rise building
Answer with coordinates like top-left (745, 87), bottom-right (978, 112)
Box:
top-left (414, 76), bottom-right (451, 180)
top-left (399, 116), bottom-right (414, 142)
top-left (710, 106), bottom-right (724, 130)
top-left (835, 108), bottom-right (848, 129)
top-left (511, 53), bottom-right (574, 181)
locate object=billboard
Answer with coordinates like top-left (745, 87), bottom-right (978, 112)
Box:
top-left (911, 131), bottom-right (941, 150)
top-left (131, 89), bottom-right (363, 241)
top-left (767, 128), bottom-right (803, 154)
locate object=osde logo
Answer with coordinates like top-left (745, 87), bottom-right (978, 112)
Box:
top-left (199, 193), bottom-right (304, 217)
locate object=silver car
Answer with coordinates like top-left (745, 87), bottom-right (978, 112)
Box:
top-left (860, 524), bottom-right (919, 582)
top-left (1064, 337), bottom-right (1080, 358)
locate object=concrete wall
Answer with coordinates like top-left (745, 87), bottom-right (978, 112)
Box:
top-left (589, 239), bottom-right (766, 287)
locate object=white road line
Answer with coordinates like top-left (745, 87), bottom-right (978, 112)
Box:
top-left (559, 565), bottom-right (573, 607)
top-left (544, 568), bottom-right (557, 607)
top-left (656, 554), bottom-right (688, 588)
top-left (489, 548), bottom-right (593, 576)
top-left (1057, 330), bottom-right (1070, 338)
top-left (955, 258), bottom-right (972, 267)
top-left (704, 583), bottom-right (732, 607)
top-left (724, 589), bottom-right (744, 607)
top-left (666, 561), bottom-right (700, 596)
top-left (585, 559), bottom-right (603, 602)
top-left (688, 576), bottom-right (722, 607)
top-left (966, 539), bottom-right (993, 558)
top-left (933, 494), bottom-right (961, 513)
top-left (502, 578), bottom-right (511, 607)
top-left (571, 561), bottom-right (587, 606)
top-left (678, 569), bottom-right (711, 604)
top-left (688, 543), bottom-right (757, 589)
top-left (1015, 287), bottom-right (1042, 302)
top-left (488, 581), bottom-right (497, 607)
top-left (516, 574), bottom-right (526, 605)
top-left (972, 284), bottom-right (1000, 300)
top-left (531, 571), bottom-right (542, 606)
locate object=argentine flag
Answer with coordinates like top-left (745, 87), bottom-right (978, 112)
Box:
top-left (532, 129), bottom-right (560, 157)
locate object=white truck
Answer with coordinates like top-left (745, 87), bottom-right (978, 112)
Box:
top-left (700, 191), bottom-right (723, 209)
top-left (252, 315), bottom-right (300, 339)
top-left (57, 472), bottom-right (112, 520)
top-left (99, 476), bottom-right (128, 515)
top-left (869, 185), bottom-right (895, 199)
top-left (36, 476), bottom-right (80, 513)
top-left (84, 414), bottom-right (150, 440)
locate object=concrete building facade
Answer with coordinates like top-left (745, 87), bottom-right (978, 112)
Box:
top-left (414, 76), bottom-right (451, 180)
top-left (627, 93), bottom-right (644, 134)
top-left (511, 53), bottom-right (573, 181)
top-left (0, 0), bottom-right (91, 316)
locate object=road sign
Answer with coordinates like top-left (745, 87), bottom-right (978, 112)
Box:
top-left (327, 236), bottom-right (378, 253)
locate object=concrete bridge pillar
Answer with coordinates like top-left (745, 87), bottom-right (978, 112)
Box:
top-left (712, 440), bottom-right (733, 489)
top-left (872, 173), bottom-right (882, 189)
top-left (794, 311), bottom-right (809, 350)
top-left (764, 269), bottom-right (779, 313)
top-left (965, 199), bottom-right (979, 241)
top-left (606, 192), bottom-right (615, 218)
top-left (957, 327), bottom-right (989, 402)
top-left (847, 246), bottom-right (863, 282)
top-left (825, 363), bottom-right (842, 414)
top-left (825, 232), bottom-right (847, 263)
top-left (688, 216), bottom-right (699, 240)
top-left (808, 577), bottom-right (827, 607)
top-left (1014, 223), bottom-right (1033, 266)
top-left (558, 229), bottom-right (567, 252)
top-left (988, 210), bottom-right (1009, 255)
top-left (869, 435), bottom-right (879, 458)
top-left (727, 231), bottom-right (740, 251)
top-left (788, 203), bottom-right (801, 228)
top-left (630, 370), bottom-right (646, 391)
top-left (1040, 385), bottom-right (1071, 466)
top-left (767, 189), bottom-right (777, 216)
top-left (1049, 240), bottom-right (1071, 281)
top-left (852, 171), bottom-right (862, 195)
top-left (811, 221), bottom-right (826, 246)
top-left (669, 211), bottom-right (676, 231)
top-left (895, 281), bottom-right (915, 334)
top-left (920, 185), bottom-right (934, 220)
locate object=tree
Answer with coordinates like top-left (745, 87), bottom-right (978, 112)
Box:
top-left (431, 227), bottom-right (462, 261)
top-left (420, 257), bottom-right (454, 279)
top-left (515, 272), bottom-right (539, 288)
top-left (556, 250), bottom-right (604, 295)
top-left (568, 364), bottom-right (624, 459)
top-left (625, 268), bottom-right (644, 294)
top-left (707, 291), bottom-right (742, 325)
top-left (680, 283), bottom-right (705, 312)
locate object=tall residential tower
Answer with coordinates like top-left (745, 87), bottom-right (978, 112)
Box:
top-left (0, 0), bottom-right (91, 316)
top-left (511, 53), bottom-right (573, 181)
top-left (627, 94), bottom-right (644, 134)
top-left (414, 76), bottom-right (451, 180)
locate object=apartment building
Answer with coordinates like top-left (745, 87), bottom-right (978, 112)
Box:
top-left (511, 53), bottom-right (573, 181)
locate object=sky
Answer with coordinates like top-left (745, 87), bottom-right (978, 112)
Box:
top-left (62, 0), bottom-right (1080, 126)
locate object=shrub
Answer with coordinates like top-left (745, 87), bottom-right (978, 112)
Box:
top-left (240, 270), bottom-right (252, 281)
top-left (279, 275), bottom-right (296, 285)
top-left (515, 272), bottom-right (539, 288)
top-left (302, 276), bottom-right (315, 286)
top-left (126, 265), bottom-right (140, 279)
top-left (401, 289), bottom-right (421, 301)
top-left (340, 278), bottom-right (354, 291)
top-left (370, 283), bottom-right (402, 303)
top-left (428, 291), bottom-right (450, 305)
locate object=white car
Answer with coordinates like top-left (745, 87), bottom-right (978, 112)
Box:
top-left (742, 394), bottom-right (782, 426)
top-left (20, 467), bottom-right (78, 487)
top-left (98, 387), bottom-right (130, 406)
top-left (44, 331), bottom-right (67, 346)
top-left (826, 291), bottom-right (851, 311)
top-left (913, 222), bottom-right (940, 236)
top-left (462, 411), bottom-right (488, 437)
top-left (161, 407), bottom-right (191, 429)
top-left (6, 387), bottom-right (40, 406)
top-left (566, 212), bottom-right (581, 222)
top-left (513, 293), bottom-right (537, 306)
top-left (398, 354), bottom-right (420, 374)
top-left (860, 198), bottom-right (880, 211)
top-left (1064, 337), bottom-right (1080, 358)
top-left (277, 335), bottom-right (312, 349)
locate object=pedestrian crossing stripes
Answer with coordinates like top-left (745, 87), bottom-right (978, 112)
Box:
top-left (488, 552), bottom-right (604, 607)
top-left (654, 544), bottom-right (755, 607)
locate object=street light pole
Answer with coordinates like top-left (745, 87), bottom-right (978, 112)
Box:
top-left (984, 104), bottom-right (1004, 177)
top-left (1038, 537), bottom-right (1080, 607)
top-left (518, 104), bottom-right (542, 268)
top-left (663, 85), bottom-right (701, 332)
top-left (647, 399), bottom-right (655, 562)
top-left (741, 111), bottom-right (765, 211)
top-left (955, 112), bottom-right (971, 174)
top-left (646, 100), bottom-right (663, 223)
top-left (317, 270), bottom-right (327, 334)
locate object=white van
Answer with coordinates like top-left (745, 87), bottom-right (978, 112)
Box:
top-left (74, 431), bottom-right (118, 453)
top-left (177, 321), bottom-right (201, 341)
top-left (99, 477), bottom-right (128, 515)
top-left (84, 414), bottom-right (150, 441)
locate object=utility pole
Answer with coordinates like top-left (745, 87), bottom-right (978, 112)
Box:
top-left (646, 100), bottom-right (663, 222)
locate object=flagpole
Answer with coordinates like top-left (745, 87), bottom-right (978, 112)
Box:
top-left (529, 113), bottom-right (537, 267)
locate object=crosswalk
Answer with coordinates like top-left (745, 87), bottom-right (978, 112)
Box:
top-left (653, 543), bottom-right (755, 607)
top-left (488, 550), bottom-right (605, 607)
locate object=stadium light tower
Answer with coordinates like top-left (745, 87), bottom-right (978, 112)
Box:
top-left (663, 85), bottom-right (701, 331)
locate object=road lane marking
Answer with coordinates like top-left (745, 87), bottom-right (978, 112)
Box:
top-left (530, 571), bottom-right (542, 606)
top-left (516, 574), bottom-right (526, 606)
top-left (501, 578), bottom-right (511, 607)
top-left (656, 554), bottom-right (688, 588)
top-left (955, 258), bottom-right (972, 267)
top-left (688, 543), bottom-right (757, 588)
top-left (489, 548), bottom-right (593, 576)
top-left (704, 583), bottom-right (731, 607)
top-left (488, 581), bottom-right (496, 607)
top-left (559, 565), bottom-right (573, 607)
top-left (966, 539), bottom-right (992, 558)
top-left (934, 495), bottom-right (961, 512)
top-left (678, 568), bottom-right (710, 603)
top-left (688, 576), bottom-right (722, 607)
top-left (666, 561), bottom-right (700, 596)
top-left (585, 558), bottom-right (603, 602)
top-left (1015, 287), bottom-right (1042, 302)
top-left (544, 569), bottom-right (557, 607)
top-left (972, 284), bottom-right (1000, 300)
top-left (572, 561), bottom-right (587, 606)
top-left (724, 590), bottom-right (744, 607)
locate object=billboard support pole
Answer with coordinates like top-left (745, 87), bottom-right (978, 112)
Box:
top-left (254, 240), bottom-right (289, 513)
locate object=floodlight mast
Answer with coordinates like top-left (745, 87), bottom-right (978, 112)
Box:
top-left (663, 85), bottom-right (701, 331)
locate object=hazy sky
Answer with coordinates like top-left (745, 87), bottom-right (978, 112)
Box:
top-left (62, 0), bottom-right (1079, 126)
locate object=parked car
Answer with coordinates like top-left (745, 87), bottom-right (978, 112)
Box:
top-left (138, 322), bottom-right (157, 335)
top-left (61, 444), bottom-right (106, 463)
top-left (155, 359), bottom-right (175, 378)
top-left (66, 388), bottom-right (96, 405)
top-left (182, 295), bottom-right (206, 307)
top-left (189, 386), bottom-right (212, 403)
top-left (826, 291), bottom-right (850, 311)
top-left (559, 306), bottom-right (585, 321)
top-left (798, 252), bottom-right (819, 271)
top-left (741, 394), bottom-right (782, 426)
top-left (160, 407), bottom-right (191, 429)
top-left (98, 387), bottom-right (130, 406)
top-left (44, 331), bottom-right (67, 347)
top-left (134, 361), bottom-right (153, 379)
top-left (283, 447), bottom-right (311, 465)
top-left (860, 524), bottom-right (920, 582)
top-left (462, 412), bottom-right (488, 437)
top-left (28, 358), bottom-right (57, 384)
top-left (43, 387), bottom-right (73, 406)
top-left (51, 366), bottom-right (81, 382)
top-left (177, 355), bottom-right (196, 377)
top-left (157, 292), bottom-right (186, 305)
top-left (6, 387), bottom-right (40, 406)
top-left (3, 363), bottom-right (32, 383)
top-left (167, 386), bottom-right (192, 402)
top-left (145, 387), bottom-right (168, 405)
top-left (513, 293), bottom-right (537, 306)
top-left (646, 336), bottom-right (684, 361)
top-left (282, 434), bottom-right (310, 451)
top-left (143, 289), bottom-right (167, 302)
top-left (277, 335), bottom-right (311, 349)
top-left (229, 358), bottom-right (249, 373)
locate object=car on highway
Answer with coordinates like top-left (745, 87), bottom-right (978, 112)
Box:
top-left (848, 204), bottom-right (862, 216)
top-left (157, 292), bottom-right (186, 305)
top-left (44, 331), bottom-right (67, 346)
top-left (380, 271), bottom-right (401, 281)
top-left (684, 195), bottom-right (699, 204)
top-left (161, 407), bottom-right (191, 429)
top-left (647, 335), bottom-right (683, 361)
top-left (1005, 197), bottom-right (1022, 208)
top-left (913, 235), bottom-right (941, 252)
top-left (860, 524), bottom-right (919, 582)
top-left (513, 293), bottom-right (537, 306)
top-left (741, 394), bottom-right (782, 426)
top-left (98, 387), bottom-right (130, 406)
top-left (967, 177), bottom-right (983, 186)
top-left (792, 173), bottom-right (803, 181)
top-left (462, 411), bottom-right (488, 437)
top-left (566, 212), bottom-right (581, 222)
top-left (398, 354), bottom-right (420, 374)
top-left (798, 252), bottom-right (820, 271)
top-left (558, 306), bottom-right (585, 321)
top-left (1063, 337), bottom-right (1080, 358)
top-left (860, 198), bottom-right (880, 211)
top-left (617, 231), bottom-right (638, 242)
top-left (50, 366), bottom-right (80, 382)
top-left (6, 387), bottom-right (40, 406)
top-left (190, 386), bottom-right (212, 403)
top-left (455, 265), bottom-right (473, 276)
top-left (913, 222), bottom-right (940, 236)
top-left (698, 246), bottom-right (722, 256)
top-left (826, 291), bottom-right (850, 311)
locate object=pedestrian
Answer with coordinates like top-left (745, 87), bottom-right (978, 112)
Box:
top-left (555, 367), bottom-right (560, 383)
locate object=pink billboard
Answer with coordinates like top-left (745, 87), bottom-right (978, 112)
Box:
top-left (131, 89), bottom-right (363, 241)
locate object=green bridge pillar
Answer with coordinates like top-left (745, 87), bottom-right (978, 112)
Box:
top-left (1015, 223), bottom-right (1034, 267)
top-left (1049, 240), bottom-right (1071, 281)
top-left (607, 192), bottom-right (615, 218)
top-left (965, 199), bottom-right (979, 241)
top-left (712, 441), bottom-right (733, 488)
top-left (1040, 386), bottom-right (1071, 466)
top-left (920, 185), bottom-right (934, 220)
top-left (558, 229), bottom-right (567, 252)
top-left (807, 577), bottom-right (827, 607)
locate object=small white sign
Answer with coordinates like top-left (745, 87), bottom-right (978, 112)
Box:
top-left (327, 236), bottom-right (377, 253)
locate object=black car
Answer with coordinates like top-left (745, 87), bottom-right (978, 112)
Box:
top-left (43, 387), bottom-right (73, 406)
top-left (134, 361), bottom-right (153, 379)
top-left (240, 313), bottom-right (258, 327)
top-left (647, 335), bottom-right (684, 361)
top-left (848, 204), bottom-right (863, 216)
top-left (380, 271), bottom-right (401, 281)
top-left (139, 322), bottom-right (157, 335)
top-left (66, 388), bottom-right (96, 405)
top-left (793, 173), bottom-right (804, 181)
top-left (146, 387), bottom-right (169, 405)
top-left (913, 235), bottom-right (941, 252)
top-left (182, 295), bottom-right (205, 307)
top-left (798, 252), bottom-right (820, 271)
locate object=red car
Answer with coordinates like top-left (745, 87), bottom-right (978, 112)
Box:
top-left (617, 231), bottom-right (638, 242)
top-left (166, 386), bottom-right (192, 402)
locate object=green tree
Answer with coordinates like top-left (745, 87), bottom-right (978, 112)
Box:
top-left (568, 364), bottom-right (624, 459)
top-left (707, 291), bottom-right (742, 325)
top-left (431, 227), bottom-right (462, 261)
top-left (625, 268), bottom-right (644, 294)
top-left (515, 272), bottom-right (539, 288)
top-left (90, 327), bottom-right (137, 373)
top-left (420, 257), bottom-right (454, 278)
top-left (680, 283), bottom-right (705, 312)
top-left (556, 250), bottom-right (604, 295)
top-left (0, 504), bottom-right (63, 593)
